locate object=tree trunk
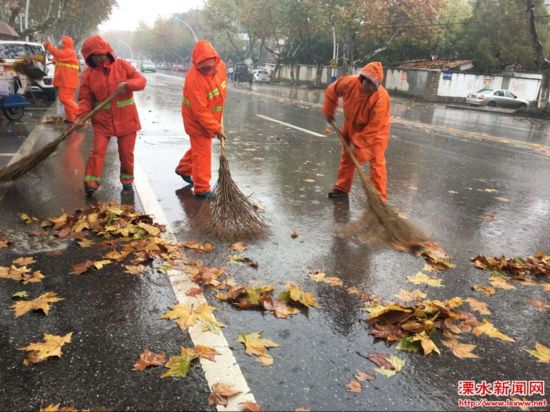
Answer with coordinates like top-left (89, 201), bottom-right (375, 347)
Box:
top-left (539, 67), bottom-right (550, 110)
top-left (290, 64), bottom-right (295, 83)
top-left (313, 63), bottom-right (323, 87)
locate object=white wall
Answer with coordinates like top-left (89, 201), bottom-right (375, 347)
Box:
top-left (385, 69), bottom-right (410, 92)
top-left (437, 73), bottom-right (504, 98)
top-left (507, 77), bottom-right (541, 101)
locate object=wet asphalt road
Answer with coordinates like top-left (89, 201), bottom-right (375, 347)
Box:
top-left (0, 72), bottom-right (549, 411)
top-left (134, 73), bottom-right (549, 410)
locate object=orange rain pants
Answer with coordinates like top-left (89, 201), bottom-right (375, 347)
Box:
top-left (334, 121), bottom-right (388, 200)
top-left (176, 135), bottom-right (212, 193)
top-left (84, 132), bottom-right (136, 188)
top-left (58, 86), bottom-right (78, 122)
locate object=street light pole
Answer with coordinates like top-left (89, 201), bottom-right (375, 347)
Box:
top-left (173, 16), bottom-right (198, 43)
top-left (119, 40), bottom-right (134, 60)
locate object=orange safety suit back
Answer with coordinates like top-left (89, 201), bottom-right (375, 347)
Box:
top-left (323, 62), bottom-right (391, 200)
top-left (182, 40), bottom-right (227, 137)
top-left (77, 35), bottom-right (146, 137)
top-left (45, 35), bottom-right (79, 89)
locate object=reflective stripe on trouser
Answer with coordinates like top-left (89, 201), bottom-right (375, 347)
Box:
top-left (333, 123), bottom-right (388, 201)
top-left (176, 134), bottom-right (212, 193)
top-left (58, 86), bottom-right (78, 121)
top-left (84, 132), bottom-right (137, 187)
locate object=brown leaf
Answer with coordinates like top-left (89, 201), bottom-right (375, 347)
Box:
top-left (77, 238), bottom-right (94, 248)
top-left (370, 323), bottom-right (408, 341)
top-left (367, 352), bottom-right (393, 370)
top-left (290, 230), bottom-right (300, 239)
top-left (123, 265), bottom-right (147, 275)
top-left (132, 349), bottom-right (166, 371)
top-left (208, 383), bottom-right (241, 406)
top-left (241, 401), bottom-right (264, 412)
top-left (19, 332), bottom-right (72, 366)
top-left (195, 345), bottom-right (221, 361)
top-left (442, 339), bottom-right (479, 359)
top-left (346, 379), bottom-right (362, 393)
top-left (355, 370), bottom-right (375, 382)
top-left (70, 260), bottom-right (94, 275)
top-left (481, 214), bottom-right (497, 222)
top-left (527, 299), bottom-right (550, 310)
top-left (471, 284), bottom-right (496, 297)
top-left (185, 288), bottom-right (203, 297)
top-left (262, 296), bottom-right (299, 319)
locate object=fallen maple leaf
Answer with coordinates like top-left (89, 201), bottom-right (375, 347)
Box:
top-left (346, 287), bottom-right (361, 295)
top-left (355, 370), bottom-right (375, 382)
top-left (229, 242), bottom-right (247, 253)
top-left (370, 354), bottom-right (405, 377)
top-left (473, 319), bottom-right (515, 342)
top-left (93, 260), bottom-right (111, 270)
top-left (528, 299), bottom-right (550, 310)
top-left (345, 379), bottom-right (362, 393)
top-left (195, 345), bottom-right (221, 361)
top-left (13, 257), bottom-right (36, 266)
top-left (412, 331), bottom-right (441, 356)
top-left (471, 284), bottom-right (496, 297)
top-left (123, 264), bottom-right (147, 275)
top-left (237, 331), bottom-right (280, 366)
top-left (290, 230), bottom-right (300, 239)
top-left (183, 241), bottom-right (214, 253)
top-left (307, 270), bottom-right (343, 287)
top-left (12, 291), bottom-right (29, 299)
top-left (481, 214), bottom-right (497, 222)
top-left (489, 275), bottom-right (516, 290)
top-left (137, 222), bottom-right (161, 236)
top-left (208, 383), bottom-right (241, 406)
top-left (20, 213), bottom-right (38, 224)
top-left (465, 297), bottom-right (491, 315)
top-left (394, 289), bottom-right (427, 303)
top-left (241, 401), bottom-right (264, 412)
top-left (279, 283), bottom-right (319, 308)
top-left (161, 303), bottom-right (225, 333)
top-left (407, 272), bottom-right (443, 287)
top-left (69, 260), bottom-right (94, 275)
top-left (523, 342), bottom-right (550, 364)
top-left (442, 339), bottom-right (479, 359)
top-left (228, 254), bottom-right (259, 269)
top-left (12, 291), bottom-right (64, 318)
top-left (262, 296), bottom-right (299, 319)
top-left (19, 332), bottom-right (72, 366)
top-left (161, 348), bottom-right (197, 378)
top-left (77, 239), bottom-right (94, 248)
top-left (39, 403), bottom-right (76, 412)
top-left (132, 349), bottom-right (166, 371)
top-left (185, 288), bottom-right (203, 297)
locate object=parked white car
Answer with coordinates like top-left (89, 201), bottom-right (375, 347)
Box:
top-left (252, 69), bottom-right (270, 83)
top-left (0, 40), bottom-right (55, 101)
top-left (466, 88), bottom-right (529, 109)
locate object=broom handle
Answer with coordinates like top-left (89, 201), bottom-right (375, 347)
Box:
top-left (329, 120), bottom-right (372, 190)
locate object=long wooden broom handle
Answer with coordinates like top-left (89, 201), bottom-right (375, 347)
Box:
top-left (329, 120), bottom-right (372, 189)
top-left (63, 89), bottom-right (123, 136)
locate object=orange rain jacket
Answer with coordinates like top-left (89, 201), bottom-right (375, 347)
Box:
top-left (45, 35), bottom-right (79, 89)
top-left (323, 62), bottom-right (391, 199)
top-left (77, 35), bottom-right (146, 137)
top-left (182, 40), bottom-right (227, 137)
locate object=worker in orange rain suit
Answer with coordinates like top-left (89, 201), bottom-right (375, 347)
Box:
top-left (323, 61), bottom-right (391, 201)
top-left (44, 36), bottom-right (80, 123)
top-left (74, 35), bottom-right (146, 195)
top-left (175, 40), bottom-right (227, 199)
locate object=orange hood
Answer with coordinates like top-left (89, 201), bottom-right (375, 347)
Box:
top-left (191, 40), bottom-right (220, 69)
top-left (359, 62), bottom-right (384, 87)
top-left (62, 35), bottom-right (74, 50)
top-left (81, 35), bottom-right (115, 67)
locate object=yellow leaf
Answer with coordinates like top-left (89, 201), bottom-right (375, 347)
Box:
top-left (161, 348), bottom-right (197, 378)
top-left (407, 272), bottom-right (444, 287)
top-left (279, 283), bottom-right (319, 308)
top-left (394, 289), bottom-right (426, 303)
top-left (12, 291), bottom-right (64, 318)
top-left (495, 197), bottom-right (509, 202)
top-left (137, 222), bottom-right (161, 236)
top-left (465, 297), bottom-right (491, 315)
top-left (473, 319), bottom-right (515, 342)
top-left (195, 345), bottom-right (221, 361)
top-left (228, 242), bottom-right (247, 253)
top-left (13, 257), bottom-right (36, 266)
top-left (365, 302), bottom-right (413, 319)
top-left (524, 342), bottom-right (550, 364)
top-left (442, 339), bottom-right (479, 359)
top-left (471, 284), bottom-right (496, 297)
top-left (412, 331), bottom-right (441, 356)
top-left (93, 260), bottom-right (112, 270)
top-left (308, 270), bottom-right (343, 287)
top-left (161, 303), bottom-right (195, 331)
top-left (19, 332), bottom-right (72, 366)
top-left (124, 265), bottom-right (147, 275)
top-left (489, 276), bottom-right (516, 290)
top-left (19, 213), bottom-right (37, 224)
top-left (237, 331), bottom-right (279, 365)
top-left (183, 241), bottom-right (214, 253)
top-left (194, 303), bottom-right (225, 334)
top-left (72, 218), bottom-right (90, 233)
top-left (77, 239), bottom-right (94, 248)
top-left (49, 213), bottom-right (69, 230)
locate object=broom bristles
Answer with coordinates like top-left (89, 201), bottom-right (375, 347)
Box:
top-left (196, 154), bottom-right (267, 240)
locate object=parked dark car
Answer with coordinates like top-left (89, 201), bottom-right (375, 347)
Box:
top-left (231, 63), bottom-right (253, 84)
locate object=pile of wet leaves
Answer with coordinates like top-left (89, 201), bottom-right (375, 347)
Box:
top-left (472, 252), bottom-right (550, 279)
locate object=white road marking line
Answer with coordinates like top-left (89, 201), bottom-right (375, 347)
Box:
top-left (0, 153), bottom-right (16, 156)
top-left (133, 162), bottom-right (255, 411)
top-left (256, 114), bottom-right (325, 137)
